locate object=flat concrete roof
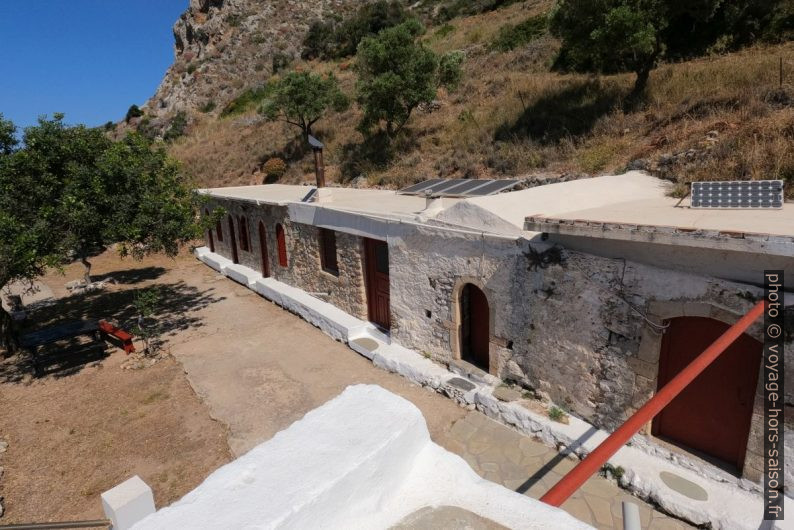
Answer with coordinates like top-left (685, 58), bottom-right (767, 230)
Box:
top-left (200, 184), bottom-right (458, 220)
top-left (200, 173), bottom-right (793, 243)
top-left (518, 173), bottom-right (793, 238)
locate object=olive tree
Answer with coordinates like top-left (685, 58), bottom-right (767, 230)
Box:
top-left (259, 71), bottom-right (349, 139)
top-left (0, 114), bottom-right (209, 352)
top-left (355, 19), bottom-right (463, 136)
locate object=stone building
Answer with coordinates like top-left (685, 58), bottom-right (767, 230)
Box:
top-left (198, 171), bottom-right (793, 488)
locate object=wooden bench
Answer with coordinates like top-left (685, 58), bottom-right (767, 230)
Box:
top-left (20, 320), bottom-right (103, 377)
top-left (98, 320), bottom-right (136, 354)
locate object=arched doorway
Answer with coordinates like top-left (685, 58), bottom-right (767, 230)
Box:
top-left (205, 209), bottom-right (214, 252)
top-left (227, 216), bottom-right (239, 264)
top-left (258, 221), bottom-right (269, 277)
top-left (459, 283), bottom-right (489, 372)
top-left (652, 317), bottom-right (762, 471)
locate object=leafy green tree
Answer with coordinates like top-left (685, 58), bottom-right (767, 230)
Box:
top-left (259, 71), bottom-right (349, 138)
top-left (0, 114), bottom-right (18, 154)
top-left (301, 1), bottom-right (408, 60)
top-left (550, 0), bottom-right (792, 95)
top-left (550, 1), bottom-right (666, 94)
top-left (0, 114), bottom-right (209, 352)
top-left (125, 104), bottom-right (144, 122)
top-left (356, 19), bottom-right (463, 136)
top-left (132, 287), bottom-right (161, 354)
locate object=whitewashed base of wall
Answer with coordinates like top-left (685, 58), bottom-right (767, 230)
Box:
top-left (194, 247), bottom-right (792, 530)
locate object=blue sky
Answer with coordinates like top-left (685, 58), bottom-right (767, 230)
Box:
top-left (0, 0), bottom-right (186, 130)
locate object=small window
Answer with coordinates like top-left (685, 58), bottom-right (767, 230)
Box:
top-left (276, 223), bottom-right (288, 267)
top-left (238, 216), bottom-right (250, 252)
top-left (319, 228), bottom-right (339, 275)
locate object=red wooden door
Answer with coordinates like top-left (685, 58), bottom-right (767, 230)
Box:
top-left (460, 284), bottom-right (489, 371)
top-left (364, 238), bottom-right (390, 330)
top-left (258, 221), bottom-right (269, 277)
top-left (652, 317), bottom-right (761, 470)
top-left (276, 224), bottom-right (287, 267)
top-left (228, 216), bottom-right (239, 264)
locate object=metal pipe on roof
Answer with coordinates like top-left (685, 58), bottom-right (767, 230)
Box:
top-left (308, 135), bottom-right (325, 188)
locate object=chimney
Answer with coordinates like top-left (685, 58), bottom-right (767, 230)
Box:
top-left (308, 134), bottom-right (325, 188)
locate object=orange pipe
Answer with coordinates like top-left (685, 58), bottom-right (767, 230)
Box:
top-left (541, 300), bottom-right (765, 506)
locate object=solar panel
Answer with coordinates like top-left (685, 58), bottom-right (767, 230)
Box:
top-left (691, 180), bottom-right (784, 209)
top-left (438, 179), bottom-right (490, 196)
top-left (425, 179), bottom-right (470, 194)
top-left (399, 179), bottom-right (445, 194)
top-left (399, 178), bottom-right (521, 197)
top-left (464, 179), bottom-right (520, 196)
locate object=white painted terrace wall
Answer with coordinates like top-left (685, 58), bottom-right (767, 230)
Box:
top-left (131, 385), bottom-right (590, 530)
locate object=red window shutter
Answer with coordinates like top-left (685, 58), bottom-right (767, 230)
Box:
top-left (276, 224), bottom-right (288, 267)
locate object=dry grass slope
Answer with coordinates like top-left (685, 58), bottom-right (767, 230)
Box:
top-left (168, 1), bottom-right (794, 198)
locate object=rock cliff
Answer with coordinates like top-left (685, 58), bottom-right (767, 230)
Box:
top-left (144, 0), bottom-right (359, 125)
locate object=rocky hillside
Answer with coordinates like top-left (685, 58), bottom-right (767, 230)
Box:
top-left (141, 0), bottom-right (362, 129)
top-left (138, 0), bottom-right (794, 198)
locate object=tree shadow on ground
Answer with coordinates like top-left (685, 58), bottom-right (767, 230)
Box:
top-left (93, 266), bottom-right (167, 285)
top-left (1, 281), bottom-right (225, 382)
top-left (29, 281), bottom-right (224, 336)
top-left (495, 79), bottom-right (640, 145)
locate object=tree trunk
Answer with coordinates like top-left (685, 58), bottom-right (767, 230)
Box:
top-left (0, 304), bottom-right (18, 356)
top-left (81, 254), bottom-right (92, 284)
top-left (632, 67), bottom-right (651, 97)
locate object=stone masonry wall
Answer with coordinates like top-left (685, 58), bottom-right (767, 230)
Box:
top-left (389, 223), bottom-right (793, 483)
top-left (204, 200), bottom-right (792, 485)
top-left (204, 199), bottom-right (367, 321)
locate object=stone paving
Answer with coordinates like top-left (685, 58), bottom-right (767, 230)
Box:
top-left (444, 411), bottom-right (692, 530)
top-left (168, 259), bottom-right (695, 529)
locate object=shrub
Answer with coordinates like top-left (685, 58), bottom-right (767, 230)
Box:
top-left (433, 0), bottom-right (521, 23)
top-left (601, 463), bottom-right (625, 481)
top-left (224, 13), bottom-right (242, 27)
top-left (434, 24), bottom-right (456, 39)
top-left (199, 100), bottom-right (216, 113)
top-left (439, 51), bottom-right (465, 91)
top-left (262, 157), bottom-right (287, 181)
top-left (221, 83), bottom-right (277, 117)
top-left (163, 111), bottom-right (188, 142)
top-left (490, 15), bottom-right (547, 52)
top-left (272, 52), bottom-right (291, 74)
top-left (301, 1), bottom-right (408, 60)
top-left (548, 406), bottom-right (569, 423)
top-left (125, 104), bottom-right (143, 123)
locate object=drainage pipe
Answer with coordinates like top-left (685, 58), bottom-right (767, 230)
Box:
top-left (0, 521), bottom-right (111, 529)
top-left (621, 501), bottom-right (641, 530)
top-left (540, 300), bottom-right (765, 506)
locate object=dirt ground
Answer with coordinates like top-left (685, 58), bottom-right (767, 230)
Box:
top-left (0, 246), bottom-right (684, 528)
top-left (0, 249), bottom-right (233, 524)
top-left (0, 246), bottom-right (466, 525)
